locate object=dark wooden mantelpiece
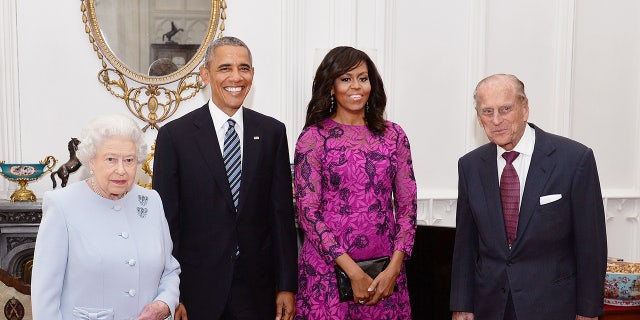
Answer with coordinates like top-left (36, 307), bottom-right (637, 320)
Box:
top-left (0, 200), bottom-right (41, 284)
top-left (0, 201), bottom-right (42, 224)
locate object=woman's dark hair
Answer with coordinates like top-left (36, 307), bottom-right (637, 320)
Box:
top-left (304, 46), bottom-right (387, 133)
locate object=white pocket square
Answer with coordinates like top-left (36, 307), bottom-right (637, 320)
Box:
top-left (540, 194), bottom-right (562, 205)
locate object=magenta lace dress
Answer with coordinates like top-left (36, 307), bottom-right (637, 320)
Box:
top-left (294, 118), bottom-right (417, 319)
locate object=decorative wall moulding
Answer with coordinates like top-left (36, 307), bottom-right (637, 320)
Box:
top-left (417, 196), bottom-right (640, 228)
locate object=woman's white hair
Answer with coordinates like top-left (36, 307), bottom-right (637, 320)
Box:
top-left (76, 114), bottom-right (147, 165)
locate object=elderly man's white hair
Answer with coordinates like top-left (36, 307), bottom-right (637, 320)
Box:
top-left (473, 74), bottom-right (527, 109)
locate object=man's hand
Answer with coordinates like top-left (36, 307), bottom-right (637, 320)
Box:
top-left (275, 291), bottom-right (295, 320)
top-left (452, 311), bottom-right (474, 320)
top-left (135, 300), bottom-right (171, 320)
top-left (174, 303), bottom-right (187, 320)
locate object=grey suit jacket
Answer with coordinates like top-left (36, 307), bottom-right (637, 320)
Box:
top-left (450, 123), bottom-right (607, 320)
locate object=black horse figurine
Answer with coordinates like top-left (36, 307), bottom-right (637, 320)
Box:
top-left (51, 138), bottom-right (81, 188)
top-left (162, 21), bottom-right (184, 43)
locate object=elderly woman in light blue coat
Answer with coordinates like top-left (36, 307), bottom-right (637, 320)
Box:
top-left (32, 114), bottom-right (180, 320)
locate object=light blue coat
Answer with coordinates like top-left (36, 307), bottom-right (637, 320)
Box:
top-left (32, 181), bottom-right (180, 320)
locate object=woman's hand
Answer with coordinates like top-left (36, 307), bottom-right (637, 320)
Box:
top-left (365, 268), bottom-right (398, 305)
top-left (349, 268), bottom-right (375, 305)
top-left (134, 300), bottom-right (171, 320)
top-left (366, 250), bottom-right (404, 305)
top-left (334, 254), bottom-right (374, 305)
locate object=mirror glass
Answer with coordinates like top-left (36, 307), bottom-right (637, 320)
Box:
top-left (88, 0), bottom-right (219, 84)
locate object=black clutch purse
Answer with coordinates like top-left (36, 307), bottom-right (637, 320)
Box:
top-left (334, 256), bottom-right (397, 302)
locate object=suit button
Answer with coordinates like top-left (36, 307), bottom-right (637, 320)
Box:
top-left (501, 287), bottom-right (507, 293)
top-left (507, 260), bottom-right (513, 266)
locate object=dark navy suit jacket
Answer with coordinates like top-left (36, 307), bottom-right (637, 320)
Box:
top-left (450, 123), bottom-right (607, 320)
top-left (153, 104), bottom-right (298, 319)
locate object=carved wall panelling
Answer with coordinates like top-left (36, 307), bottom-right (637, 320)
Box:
top-left (464, 0), bottom-right (487, 151)
top-left (419, 195), bottom-right (640, 262)
top-left (551, 0), bottom-right (576, 136)
top-left (382, 0), bottom-right (396, 121)
top-left (570, 1), bottom-right (640, 192)
top-left (280, 0), bottom-right (306, 152)
top-left (329, 0), bottom-right (357, 45)
top-left (0, 0), bottom-right (22, 197)
top-left (416, 198), bottom-right (457, 228)
top-left (604, 197), bottom-right (640, 262)
top-left (416, 200), bottom-right (429, 226)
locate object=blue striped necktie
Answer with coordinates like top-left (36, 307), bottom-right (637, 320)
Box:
top-left (223, 119), bottom-right (241, 210)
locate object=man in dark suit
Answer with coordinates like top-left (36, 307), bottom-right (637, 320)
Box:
top-left (153, 36), bottom-right (297, 320)
top-left (450, 74), bottom-right (607, 320)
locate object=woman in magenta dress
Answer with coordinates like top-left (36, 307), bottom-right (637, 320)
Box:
top-left (294, 46), bottom-right (417, 319)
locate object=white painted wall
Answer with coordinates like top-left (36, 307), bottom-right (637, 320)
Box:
top-left (1, 0), bottom-right (639, 261)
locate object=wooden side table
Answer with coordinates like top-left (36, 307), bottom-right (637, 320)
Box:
top-left (599, 304), bottom-right (640, 320)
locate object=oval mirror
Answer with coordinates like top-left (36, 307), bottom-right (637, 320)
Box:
top-left (86, 0), bottom-right (221, 85)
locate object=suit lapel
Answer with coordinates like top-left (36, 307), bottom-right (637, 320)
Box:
top-left (515, 125), bottom-right (556, 246)
top-left (478, 146), bottom-right (509, 244)
top-left (236, 108), bottom-right (262, 216)
top-left (192, 105), bottom-right (235, 212)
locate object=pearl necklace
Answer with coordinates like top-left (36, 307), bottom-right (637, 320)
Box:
top-left (88, 178), bottom-right (127, 200)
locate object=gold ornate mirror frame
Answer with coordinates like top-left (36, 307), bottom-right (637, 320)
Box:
top-left (80, 0), bottom-right (227, 131)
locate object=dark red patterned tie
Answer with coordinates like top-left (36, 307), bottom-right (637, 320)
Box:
top-left (501, 151), bottom-right (520, 246)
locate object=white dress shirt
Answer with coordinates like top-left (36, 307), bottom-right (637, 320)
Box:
top-left (208, 99), bottom-right (244, 162)
top-left (496, 123), bottom-right (536, 206)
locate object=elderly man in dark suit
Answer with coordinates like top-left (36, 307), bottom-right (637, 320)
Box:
top-left (153, 36), bottom-right (297, 320)
top-left (450, 74), bottom-right (607, 320)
